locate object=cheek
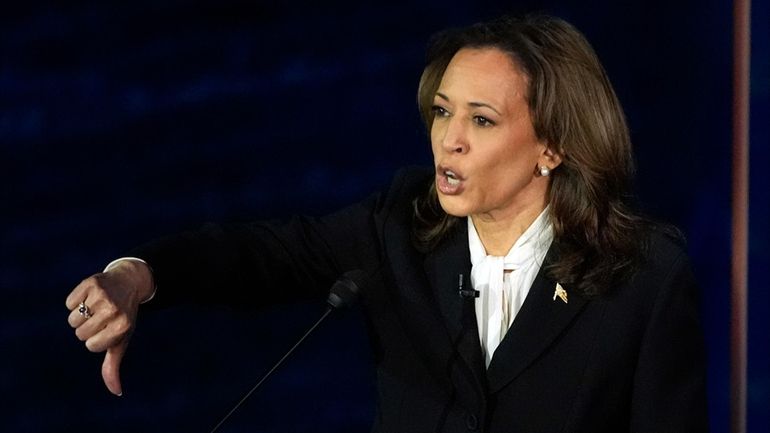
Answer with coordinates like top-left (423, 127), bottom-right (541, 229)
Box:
top-left (476, 147), bottom-right (520, 178)
top-left (495, 139), bottom-right (541, 172)
top-left (429, 123), bottom-right (443, 156)
top-left (472, 146), bottom-right (537, 193)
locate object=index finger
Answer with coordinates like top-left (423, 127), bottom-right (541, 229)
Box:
top-left (65, 277), bottom-right (95, 310)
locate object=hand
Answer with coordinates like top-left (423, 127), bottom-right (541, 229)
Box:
top-left (65, 260), bottom-right (154, 396)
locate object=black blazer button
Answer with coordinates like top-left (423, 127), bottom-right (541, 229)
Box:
top-left (465, 413), bottom-right (479, 430)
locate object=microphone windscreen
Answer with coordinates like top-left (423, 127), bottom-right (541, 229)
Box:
top-left (327, 269), bottom-right (367, 309)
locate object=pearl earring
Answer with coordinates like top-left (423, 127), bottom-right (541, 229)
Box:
top-left (539, 166), bottom-right (551, 177)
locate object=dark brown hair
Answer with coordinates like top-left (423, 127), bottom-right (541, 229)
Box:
top-left (412, 15), bottom-right (648, 297)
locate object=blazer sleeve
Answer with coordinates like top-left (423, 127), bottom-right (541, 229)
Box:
top-left (125, 167), bottom-right (430, 309)
top-left (629, 250), bottom-right (709, 432)
top-left (127, 191), bottom-right (386, 309)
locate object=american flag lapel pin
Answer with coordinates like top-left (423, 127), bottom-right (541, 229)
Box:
top-left (553, 283), bottom-right (568, 304)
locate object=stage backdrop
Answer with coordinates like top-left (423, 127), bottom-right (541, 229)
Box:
top-left (1, 1), bottom-right (768, 432)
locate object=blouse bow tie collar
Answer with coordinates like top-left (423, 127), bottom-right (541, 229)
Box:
top-left (468, 208), bottom-right (553, 367)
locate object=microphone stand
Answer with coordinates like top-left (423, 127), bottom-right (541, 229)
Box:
top-left (208, 270), bottom-right (366, 432)
top-left (209, 306), bottom-right (334, 433)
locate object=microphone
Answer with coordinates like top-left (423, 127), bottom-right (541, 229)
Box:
top-left (457, 273), bottom-right (479, 299)
top-left (327, 269), bottom-right (365, 309)
top-left (209, 270), bottom-right (367, 433)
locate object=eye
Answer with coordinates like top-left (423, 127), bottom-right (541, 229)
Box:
top-left (473, 115), bottom-right (495, 127)
top-left (431, 105), bottom-right (450, 118)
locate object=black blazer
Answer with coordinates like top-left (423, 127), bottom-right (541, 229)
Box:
top-left (133, 168), bottom-right (708, 433)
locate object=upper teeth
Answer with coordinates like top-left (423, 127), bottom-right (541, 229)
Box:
top-left (445, 170), bottom-right (460, 186)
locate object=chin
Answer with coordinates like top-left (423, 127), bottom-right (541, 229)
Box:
top-left (437, 194), bottom-right (472, 218)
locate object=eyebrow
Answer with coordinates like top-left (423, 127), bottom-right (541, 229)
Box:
top-left (435, 92), bottom-right (502, 116)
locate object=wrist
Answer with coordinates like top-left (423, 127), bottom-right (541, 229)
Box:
top-left (104, 257), bottom-right (156, 304)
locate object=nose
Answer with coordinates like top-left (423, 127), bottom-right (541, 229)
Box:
top-left (438, 117), bottom-right (469, 154)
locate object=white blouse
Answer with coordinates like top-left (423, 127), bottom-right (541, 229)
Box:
top-left (468, 207), bottom-right (553, 367)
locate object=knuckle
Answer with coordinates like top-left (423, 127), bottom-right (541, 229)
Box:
top-left (91, 274), bottom-right (110, 290)
top-left (104, 304), bottom-right (119, 318)
top-left (81, 275), bottom-right (100, 289)
top-left (113, 319), bottom-right (129, 335)
top-left (118, 315), bottom-right (135, 334)
top-left (85, 338), bottom-right (105, 353)
top-left (92, 274), bottom-right (106, 287)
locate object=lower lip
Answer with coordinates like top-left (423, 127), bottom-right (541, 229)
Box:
top-left (436, 174), bottom-right (464, 195)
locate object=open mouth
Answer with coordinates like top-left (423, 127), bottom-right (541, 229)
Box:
top-left (444, 169), bottom-right (461, 186)
top-left (436, 166), bottom-right (465, 195)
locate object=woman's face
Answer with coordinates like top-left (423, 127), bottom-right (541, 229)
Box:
top-left (431, 47), bottom-right (555, 221)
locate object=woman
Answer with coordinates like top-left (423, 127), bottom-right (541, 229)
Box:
top-left (66, 15), bottom-right (707, 432)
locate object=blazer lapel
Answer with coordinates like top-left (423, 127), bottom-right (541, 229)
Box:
top-left (486, 252), bottom-right (588, 394)
top-left (381, 212), bottom-right (468, 392)
top-left (423, 223), bottom-right (487, 398)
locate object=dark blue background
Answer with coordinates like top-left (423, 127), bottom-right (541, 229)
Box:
top-left (2, 1), bottom-right (768, 432)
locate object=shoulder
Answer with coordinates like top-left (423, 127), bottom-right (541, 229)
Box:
top-left (594, 225), bottom-right (700, 348)
top-left (618, 225), bottom-right (696, 308)
top-left (640, 225), bottom-right (690, 276)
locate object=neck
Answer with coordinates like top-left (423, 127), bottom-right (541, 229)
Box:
top-left (472, 200), bottom-right (547, 256)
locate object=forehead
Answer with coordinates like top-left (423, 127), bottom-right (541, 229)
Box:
top-left (438, 47), bottom-right (528, 107)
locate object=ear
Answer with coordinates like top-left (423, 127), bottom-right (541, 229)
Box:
top-left (539, 145), bottom-right (563, 170)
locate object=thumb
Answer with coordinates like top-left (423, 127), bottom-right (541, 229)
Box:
top-left (102, 341), bottom-right (127, 396)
